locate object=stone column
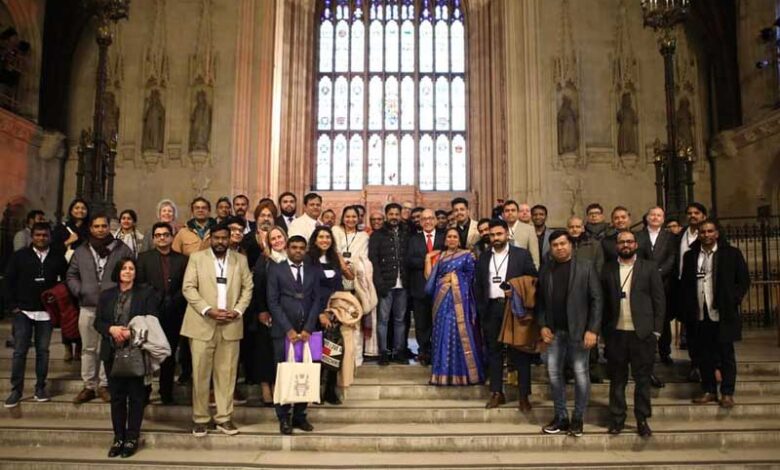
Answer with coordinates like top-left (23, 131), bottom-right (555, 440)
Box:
top-left (501, 0), bottom-right (544, 205)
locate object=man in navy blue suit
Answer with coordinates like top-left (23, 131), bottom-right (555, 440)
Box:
top-left (475, 219), bottom-right (538, 411)
top-left (266, 235), bottom-right (323, 435)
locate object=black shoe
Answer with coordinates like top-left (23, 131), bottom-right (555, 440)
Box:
top-left (607, 422), bottom-right (624, 435)
top-left (569, 418), bottom-right (584, 437)
top-left (120, 439), bottom-right (138, 458)
top-left (417, 353), bottom-right (430, 366)
top-left (216, 420), bottom-right (240, 436)
top-left (378, 352), bottom-right (390, 366)
top-left (392, 351), bottom-right (409, 365)
top-left (292, 419), bottom-right (314, 432)
top-left (4, 390), bottom-right (22, 408)
top-left (323, 392), bottom-right (342, 405)
top-left (33, 388), bottom-right (51, 402)
top-left (590, 373), bottom-right (603, 384)
top-left (176, 375), bottom-right (191, 386)
top-left (687, 368), bottom-right (700, 383)
top-left (637, 420), bottom-right (652, 438)
top-left (650, 374), bottom-right (665, 388)
top-left (159, 394), bottom-right (175, 405)
top-left (192, 423), bottom-right (208, 437)
top-left (279, 420), bottom-right (293, 435)
top-left (660, 355), bottom-right (674, 366)
top-left (107, 438), bottom-right (124, 458)
top-left (542, 417), bottom-right (570, 434)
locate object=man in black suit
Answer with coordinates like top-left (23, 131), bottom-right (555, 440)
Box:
top-left (475, 219), bottom-right (537, 411)
top-left (135, 222), bottom-right (189, 404)
top-left (681, 220), bottom-right (750, 409)
top-left (636, 206), bottom-right (676, 368)
top-left (405, 209), bottom-right (444, 366)
top-left (601, 230), bottom-right (665, 438)
top-left (266, 235), bottom-right (323, 435)
top-left (275, 192), bottom-right (297, 233)
top-left (601, 206), bottom-right (632, 263)
top-left (232, 195), bottom-right (256, 236)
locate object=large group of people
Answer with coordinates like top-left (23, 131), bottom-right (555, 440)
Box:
top-left (3, 191), bottom-right (750, 457)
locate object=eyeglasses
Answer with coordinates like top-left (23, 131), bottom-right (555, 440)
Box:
top-left (153, 233), bottom-right (172, 239)
top-left (617, 240), bottom-right (636, 245)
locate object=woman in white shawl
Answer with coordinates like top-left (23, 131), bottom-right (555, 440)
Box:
top-left (332, 206), bottom-right (378, 363)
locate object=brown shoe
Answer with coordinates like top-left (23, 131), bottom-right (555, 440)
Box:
top-left (518, 395), bottom-right (532, 413)
top-left (485, 392), bottom-right (506, 409)
top-left (73, 388), bottom-right (96, 404)
top-left (63, 345), bottom-right (73, 362)
top-left (719, 395), bottom-right (735, 409)
top-left (692, 392), bottom-right (718, 404)
top-left (98, 387), bottom-right (111, 402)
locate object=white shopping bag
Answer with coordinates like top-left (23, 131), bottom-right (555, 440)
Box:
top-left (273, 340), bottom-right (321, 405)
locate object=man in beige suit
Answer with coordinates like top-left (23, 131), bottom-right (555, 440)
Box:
top-left (451, 197), bottom-right (481, 250)
top-left (503, 200), bottom-right (541, 269)
top-left (181, 223), bottom-right (253, 437)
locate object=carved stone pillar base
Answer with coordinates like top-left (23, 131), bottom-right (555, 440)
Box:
top-left (188, 150), bottom-right (211, 171)
top-left (559, 152), bottom-right (581, 171)
top-left (142, 151), bottom-right (164, 171)
top-left (618, 153), bottom-right (640, 172)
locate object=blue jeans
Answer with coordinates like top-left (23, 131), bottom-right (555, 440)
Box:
top-left (377, 288), bottom-right (407, 354)
top-left (546, 330), bottom-right (590, 421)
top-left (11, 313), bottom-right (53, 393)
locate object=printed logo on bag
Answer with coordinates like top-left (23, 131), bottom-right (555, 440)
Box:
top-left (321, 354), bottom-right (341, 369)
top-left (294, 373), bottom-right (310, 397)
top-left (323, 339), bottom-right (343, 357)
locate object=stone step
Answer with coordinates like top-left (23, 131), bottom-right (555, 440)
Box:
top-left (3, 374), bottom-right (779, 402)
top-left (2, 447), bottom-right (780, 469)
top-left (4, 356), bottom-right (780, 382)
top-left (5, 395), bottom-right (779, 424)
top-left (0, 418), bottom-right (778, 452)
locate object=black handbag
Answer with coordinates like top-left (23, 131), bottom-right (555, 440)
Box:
top-left (321, 324), bottom-right (344, 372)
top-left (111, 333), bottom-right (147, 378)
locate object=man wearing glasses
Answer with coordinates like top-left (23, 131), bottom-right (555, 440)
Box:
top-left (136, 222), bottom-right (189, 404)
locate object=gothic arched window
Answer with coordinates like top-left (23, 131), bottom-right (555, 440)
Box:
top-left (315, 0), bottom-right (467, 191)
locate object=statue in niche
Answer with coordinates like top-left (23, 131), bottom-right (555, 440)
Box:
top-left (102, 92), bottom-right (120, 146)
top-left (617, 92), bottom-right (639, 156)
top-left (142, 88), bottom-right (165, 153)
top-left (557, 94), bottom-right (579, 155)
top-left (189, 90), bottom-right (212, 152)
top-left (676, 96), bottom-right (694, 151)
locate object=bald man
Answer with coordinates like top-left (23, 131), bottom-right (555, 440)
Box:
top-left (405, 209), bottom-right (445, 364)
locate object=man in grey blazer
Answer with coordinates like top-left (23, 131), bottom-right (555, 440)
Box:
top-left (601, 230), bottom-right (665, 438)
top-left (537, 230), bottom-right (603, 437)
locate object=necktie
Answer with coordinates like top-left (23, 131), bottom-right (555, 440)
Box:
top-left (288, 217), bottom-right (293, 224)
top-left (293, 264), bottom-right (303, 287)
top-left (426, 233), bottom-right (433, 252)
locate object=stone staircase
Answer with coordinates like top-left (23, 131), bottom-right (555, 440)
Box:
top-left (1, 322), bottom-right (780, 469)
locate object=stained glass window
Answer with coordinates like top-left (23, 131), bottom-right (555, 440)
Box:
top-left (315, 0), bottom-right (467, 191)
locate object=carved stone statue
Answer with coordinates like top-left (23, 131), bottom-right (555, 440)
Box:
top-left (676, 96), bottom-right (694, 151)
top-left (102, 92), bottom-right (120, 146)
top-left (142, 88), bottom-right (165, 153)
top-left (557, 95), bottom-right (579, 155)
top-left (189, 90), bottom-right (212, 152)
top-left (617, 92), bottom-right (638, 156)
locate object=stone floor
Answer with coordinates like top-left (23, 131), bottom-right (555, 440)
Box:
top-left (0, 322), bottom-right (779, 469)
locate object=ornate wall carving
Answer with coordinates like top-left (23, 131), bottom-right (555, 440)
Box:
top-left (610, 0), bottom-right (641, 171)
top-left (140, 0), bottom-right (169, 171)
top-left (187, 0), bottom-right (217, 170)
top-left (551, 0), bottom-right (582, 171)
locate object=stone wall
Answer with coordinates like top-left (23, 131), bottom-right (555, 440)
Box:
top-left (59, 0), bottom-right (751, 231)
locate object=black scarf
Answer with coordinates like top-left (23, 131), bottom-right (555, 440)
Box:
top-left (88, 234), bottom-right (115, 258)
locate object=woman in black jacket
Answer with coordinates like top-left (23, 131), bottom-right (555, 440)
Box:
top-left (94, 257), bottom-right (159, 458)
top-left (309, 226), bottom-right (354, 405)
top-left (52, 197), bottom-right (90, 361)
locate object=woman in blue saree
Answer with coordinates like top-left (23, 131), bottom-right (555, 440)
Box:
top-left (424, 228), bottom-right (485, 385)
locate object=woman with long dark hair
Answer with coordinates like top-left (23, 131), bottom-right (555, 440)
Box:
top-left (52, 198), bottom-right (91, 361)
top-left (94, 257), bottom-right (159, 458)
top-left (308, 226), bottom-right (354, 404)
top-left (113, 209), bottom-right (144, 258)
